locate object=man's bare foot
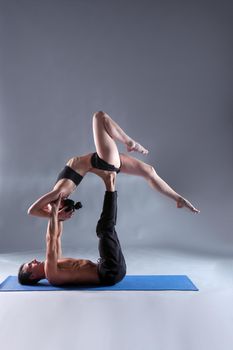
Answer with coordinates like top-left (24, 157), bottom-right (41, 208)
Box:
top-left (92, 170), bottom-right (116, 191)
top-left (127, 139), bottom-right (149, 155)
top-left (104, 171), bottom-right (116, 191)
top-left (177, 197), bottom-right (200, 214)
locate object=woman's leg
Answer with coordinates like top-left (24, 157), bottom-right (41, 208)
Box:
top-left (120, 153), bottom-right (200, 213)
top-left (92, 111), bottom-right (148, 168)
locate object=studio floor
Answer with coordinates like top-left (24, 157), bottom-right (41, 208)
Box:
top-left (0, 248), bottom-right (233, 350)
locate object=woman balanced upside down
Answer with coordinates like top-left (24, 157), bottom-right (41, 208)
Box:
top-left (28, 111), bottom-right (200, 218)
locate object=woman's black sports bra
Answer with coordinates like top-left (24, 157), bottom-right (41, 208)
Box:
top-left (56, 166), bottom-right (83, 186)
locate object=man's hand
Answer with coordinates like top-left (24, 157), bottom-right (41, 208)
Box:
top-left (50, 194), bottom-right (75, 221)
top-left (58, 207), bottom-right (74, 222)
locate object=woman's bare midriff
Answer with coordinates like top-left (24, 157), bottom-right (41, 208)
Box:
top-left (66, 154), bottom-right (93, 176)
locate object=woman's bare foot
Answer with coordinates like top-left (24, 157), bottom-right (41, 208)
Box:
top-left (177, 197), bottom-right (200, 214)
top-left (127, 139), bottom-right (149, 155)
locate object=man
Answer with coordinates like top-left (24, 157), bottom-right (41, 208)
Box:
top-left (18, 172), bottom-right (126, 286)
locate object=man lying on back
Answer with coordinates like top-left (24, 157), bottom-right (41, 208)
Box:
top-left (18, 172), bottom-right (126, 286)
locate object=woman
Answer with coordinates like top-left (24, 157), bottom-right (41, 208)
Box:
top-left (28, 111), bottom-right (199, 217)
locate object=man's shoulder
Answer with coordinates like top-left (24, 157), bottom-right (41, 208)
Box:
top-left (44, 259), bottom-right (58, 283)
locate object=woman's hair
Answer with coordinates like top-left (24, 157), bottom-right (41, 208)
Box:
top-left (18, 263), bottom-right (41, 285)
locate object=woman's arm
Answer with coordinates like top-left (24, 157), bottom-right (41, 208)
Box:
top-left (27, 188), bottom-right (63, 218)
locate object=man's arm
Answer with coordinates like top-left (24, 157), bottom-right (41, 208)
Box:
top-left (56, 221), bottom-right (63, 259)
top-left (44, 196), bottom-right (61, 282)
top-left (56, 206), bottom-right (75, 258)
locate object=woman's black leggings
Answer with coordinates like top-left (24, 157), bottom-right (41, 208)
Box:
top-left (96, 191), bottom-right (126, 286)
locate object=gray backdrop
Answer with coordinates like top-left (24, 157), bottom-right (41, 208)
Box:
top-left (0, 0), bottom-right (232, 255)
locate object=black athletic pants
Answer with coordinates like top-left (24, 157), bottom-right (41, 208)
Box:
top-left (96, 191), bottom-right (126, 286)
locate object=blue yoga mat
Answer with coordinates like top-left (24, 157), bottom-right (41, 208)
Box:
top-left (0, 275), bottom-right (198, 291)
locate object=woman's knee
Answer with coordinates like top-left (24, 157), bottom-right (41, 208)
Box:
top-left (93, 110), bottom-right (106, 122)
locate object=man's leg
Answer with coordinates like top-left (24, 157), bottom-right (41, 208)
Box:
top-left (96, 172), bottom-right (126, 286)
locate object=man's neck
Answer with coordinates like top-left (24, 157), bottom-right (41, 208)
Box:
top-left (39, 261), bottom-right (46, 279)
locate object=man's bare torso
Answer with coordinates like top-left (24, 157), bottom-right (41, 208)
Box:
top-left (50, 258), bottom-right (101, 285)
top-left (57, 258), bottom-right (96, 271)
